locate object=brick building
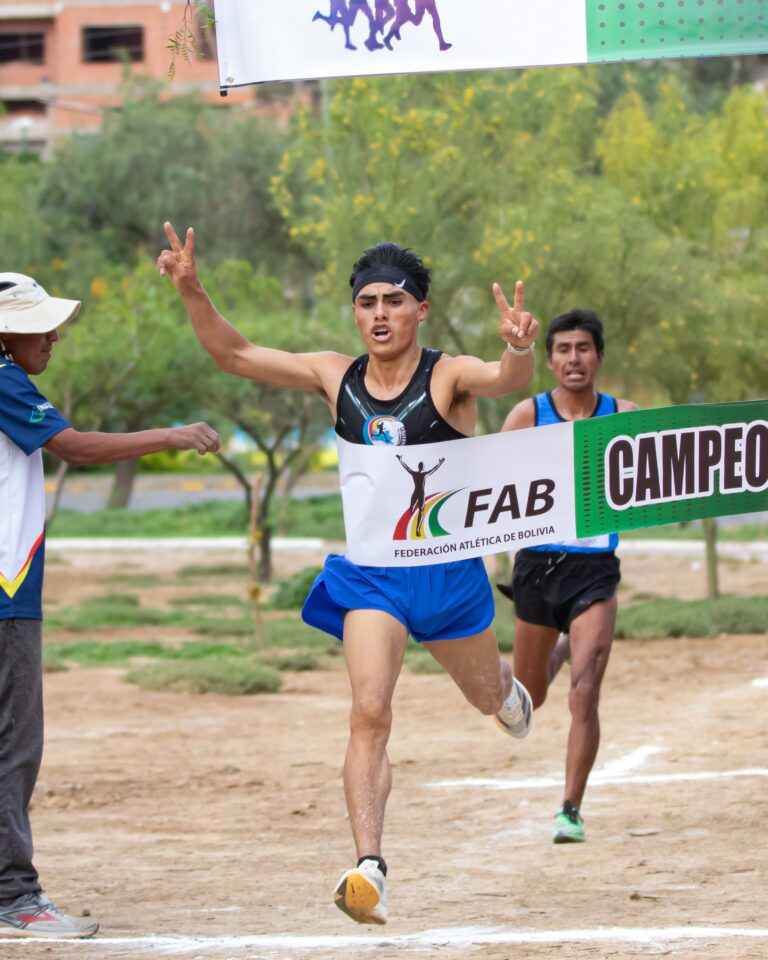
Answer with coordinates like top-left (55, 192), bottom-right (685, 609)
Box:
top-left (0, 0), bottom-right (252, 153)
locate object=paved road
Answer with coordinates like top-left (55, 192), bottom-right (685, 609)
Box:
top-left (46, 472), bottom-right (340, 512)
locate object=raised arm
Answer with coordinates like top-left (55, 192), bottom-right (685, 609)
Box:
top-left (156, 222), bottom-right (349, 396)
top-left (425, 457), bottom-right (445, 476)
top-left (395, 453), bottom-right (415, 475)
top-left (451, 280), bottom-right (539, 400)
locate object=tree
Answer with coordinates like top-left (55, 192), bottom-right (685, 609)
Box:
top-left (198, 260), bottom-right (345, 581)
top-left (42, 259), bottom-right (214, 515)
top-left (38, 84), bottom-right (297, 278)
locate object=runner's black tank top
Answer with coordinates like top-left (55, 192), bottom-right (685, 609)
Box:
top-left (335, 348), bottom-right (467, 446)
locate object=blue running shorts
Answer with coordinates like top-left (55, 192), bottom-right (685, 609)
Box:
top-left (301, 554), bottom-right (495, 643)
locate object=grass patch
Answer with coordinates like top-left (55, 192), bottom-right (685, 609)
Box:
top-left (47, 495), bottom-right (346, 540)
top-left (269, 566), bottom-right (322, 610)
top-left (42, 648), bottom-right (69, 673)
top-left (44, 638), bottom-right (249, 667)
top-left (125, 658), bottom-right (282, 695)
top-left (615, 595), bottom-right (768, 640)
top-left (269, 651), bottom-right (322, 672)
top-left (178, 563), bottom-right (250, 578)
top-left (47, 593), bottom-right (255, 635)
top-left (107, 574), bottom-right (173, 587)
top-left (168, 594), bottom-right (248, 610)
top-left (47, 599), bottom-right (179, 631)
top-left (621, 521), bottom-right (768, 541)
top-left (49, 501), bottom-right (249, 538)
top-left (278, 496), bottom-right (345, 540)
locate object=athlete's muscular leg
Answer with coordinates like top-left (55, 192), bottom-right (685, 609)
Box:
top-left (512, 619), bottom-right (560, 708)
top-left (563, 596), bottom-right (616, 809)
top-left (426, 626), bottom-right (511, 715)
top-left (342, 609), bottom-right (409, 858)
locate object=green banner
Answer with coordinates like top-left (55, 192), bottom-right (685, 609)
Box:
top-left (586, 0), bottom-right (768, 63)
top-left (575, 400), bottom-right (768, 537)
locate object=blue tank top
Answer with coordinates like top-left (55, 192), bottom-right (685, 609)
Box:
top-left (529, 390), bottom-right (619, 554)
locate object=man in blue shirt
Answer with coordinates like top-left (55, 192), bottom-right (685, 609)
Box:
top-left (500, 309), bottom-right (637, 845)
top-left (0, 273), bottom-right (219, 939)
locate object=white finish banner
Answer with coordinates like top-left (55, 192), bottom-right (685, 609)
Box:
top-left (214, 1), bottom-right (768, 88)
top-left (338, 423), bottom-right (576, 567)
top-left (337, 400), bottom-right (768, 567)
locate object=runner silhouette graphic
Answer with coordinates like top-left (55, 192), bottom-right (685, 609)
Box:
top-left (396, 454), bottom-right (445, 537)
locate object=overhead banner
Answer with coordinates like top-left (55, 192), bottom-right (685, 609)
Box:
top-left (214, 1), bottom-right (768, 88)
top-left (338, 400), bottom-right (768, 567)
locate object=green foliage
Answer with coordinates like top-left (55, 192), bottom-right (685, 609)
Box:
top-left (168, 594), bottom-right (247, 610)
top-left (270, 651), bottom-right (322, 672)
top-left (275, 66), bottom-right (768, 419)
top-left (44, 638), bottom-right (247, 666)
top-left (125, 658), bottom-right (282, 695)
top-left (269, 566), bottom-right (322, 610)
top-left (48, 501), bottom-right (248, 537)
top-left (178, 562), bottom-right (250, 578)
top-left (167, 1), bottom-right (216, 80)
top-left (48, 494), bottom-right (346, 540)
top-left (39, 85), bottom-right (291, 271)
top-left (615, 596), bottom-right (768, 640)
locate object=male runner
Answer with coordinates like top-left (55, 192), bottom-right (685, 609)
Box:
top-left (0, 273), bottom-right (219, 938)
top-left (157, 223), bottom-right (537, 925)
top-left (500, 308), bottom-right (637, 844)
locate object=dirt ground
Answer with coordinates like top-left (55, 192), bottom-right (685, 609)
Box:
top-left (5, 548), bottom-right (768, 960)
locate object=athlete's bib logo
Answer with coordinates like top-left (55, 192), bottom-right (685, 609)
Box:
top-left (364, 415), bottom-right (406, 446)
top-left (392, 453), bottom-right (462, 540)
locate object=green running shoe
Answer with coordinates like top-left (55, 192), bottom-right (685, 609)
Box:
top-left (553, 800), bottom-right (585, 844)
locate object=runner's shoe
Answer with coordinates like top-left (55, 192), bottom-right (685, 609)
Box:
top-left (553, 801), bottom-right (585, 844)
top-left (333, 858), bottom-right (388, 925)
top-left (0, 893), bottom-right (98, 939)
top-left (495, 676), bottom-right (533, 739)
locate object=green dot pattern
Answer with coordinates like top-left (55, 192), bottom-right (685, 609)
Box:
top-left (586, 0), bottom-right (768, 62)
top-left (573, 400), bottom-right (768, 538)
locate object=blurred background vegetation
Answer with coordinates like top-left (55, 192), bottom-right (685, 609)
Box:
top-left (3, 59), bottom-right (767, 580)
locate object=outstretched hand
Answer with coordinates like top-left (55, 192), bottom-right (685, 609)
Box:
top-left (493, 280), bottom-right (538, 350)
top-left (169, 422), bottom-right (221, 455)
top-left (157, 221), bottom-right (198, 293)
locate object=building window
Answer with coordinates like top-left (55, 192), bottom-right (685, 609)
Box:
top-left (2, 99), bottom-right (46, 116)
top-left (0, 33), bottom-right (45, 65)
top-left (82, 26), bottom-right (144, 63)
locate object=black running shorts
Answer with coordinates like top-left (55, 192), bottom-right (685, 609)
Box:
top-left (503, 549), bottom-right (621, 632)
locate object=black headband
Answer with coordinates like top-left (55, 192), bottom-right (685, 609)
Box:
top-left (351, 266), bottom-right (426, 303)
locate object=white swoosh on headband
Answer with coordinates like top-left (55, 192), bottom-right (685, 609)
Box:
top-left (394, 279), bottom-right (406, 288)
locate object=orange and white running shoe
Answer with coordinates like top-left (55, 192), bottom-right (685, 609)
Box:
top-left (333, 858), bottom-right (388, 925)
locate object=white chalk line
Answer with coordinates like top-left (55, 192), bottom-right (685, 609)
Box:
top-left (592, 745), bottom-right (664, 778)
top-left (3, 925), bottom-right (768, 952)
top-left (430, 766), bottom-right (768, 791)
top-left (753, 677), bottom-right (768, 688)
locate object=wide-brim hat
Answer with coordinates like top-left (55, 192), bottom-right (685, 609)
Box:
top-left (0, 272), bottom-right (81, 335)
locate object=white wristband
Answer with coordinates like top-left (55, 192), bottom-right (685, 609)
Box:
top-left (506, 340), bottom-right (535, 357)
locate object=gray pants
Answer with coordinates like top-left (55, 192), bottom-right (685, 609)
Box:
top-left (0, 619), bottom-right (43, 901)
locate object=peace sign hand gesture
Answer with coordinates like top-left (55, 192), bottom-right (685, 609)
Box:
top-left (157, 221), bottom-right (199, 294)
top-left (493, 280), bottom-right (538, 351)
